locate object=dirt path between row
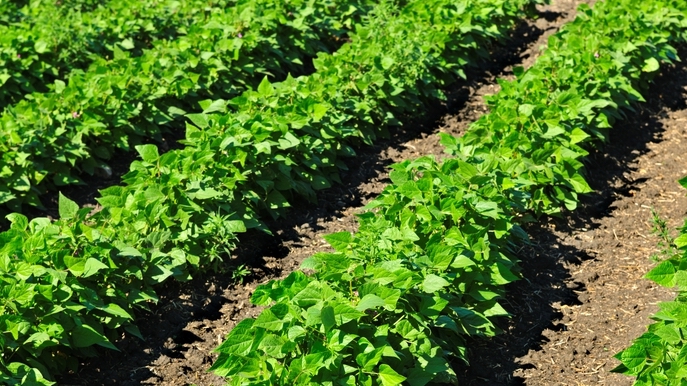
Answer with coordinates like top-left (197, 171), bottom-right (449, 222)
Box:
top-left (56, 1), bottom-right (687, 385)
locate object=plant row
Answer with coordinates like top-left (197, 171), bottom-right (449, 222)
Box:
top-left (0, 0), bottom-right (541, 383)
top-left (613, 176), bottom-right (687, 384)
top-left (0, 0), bottom-right (232, 107)
top-left (0, 0), bottom-right (376, 212)
top-left (209, 0), bottom-right (687, 384)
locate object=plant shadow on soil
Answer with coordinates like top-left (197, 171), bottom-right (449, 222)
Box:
top-left (453, 45), bottom-right (687, 385)
top-left (56, 14), bottom-right (570, 386)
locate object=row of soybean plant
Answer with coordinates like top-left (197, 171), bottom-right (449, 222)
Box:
top-left (0, 0), bottom-right (376, 212)
top-left (0, 0), bottom-right (542, 384)
top-left (209, 0), bottom-right (687, 384)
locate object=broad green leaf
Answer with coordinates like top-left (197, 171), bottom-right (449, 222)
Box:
top-left (54, 80), bottom-right (66, 94)
top-left (83, 258), bottom-right (109, 278)
top-left (323, 232), bottom-right (353, 252)
top-left (250, 285), bottom-right (273, 306)
top-left (58, 193), bottom-right (79, 220)
top-left (187, 113), bottom-right (210, 129)
top-left (518, 104), bottom-right (535, 117)
top-left (199, 99), bottom-right (227, 114)
top-left (72, 324), bottom-right (117, 350)
top-left (378, 364), bottom-right (406, 386)
top-left (473, 200), bottom-right (500, 219)
top-left (678, 175), bottom-right (687, 189)
top-left (356, 347), bottom-right (384, 371)
top-left (646, 261), bottom-right (677, 287)
top-left (288, 326), bottom-right (306, 340)
top-left (619, 345), bottom-right (648, 371)
top-left (34, 40), bottom-right (49, 53)
top-left (136, 144), bottom-right (159, 163)
top-left (254, 306), bottom-right (288, 331)
top-left (422, 274), bottom-right (450, 293)
top-left (355, 294), bottom-right (385, 311)
top-left (675, 233), bottom-right (687, 249)
top-left (258, 334), bottom-right (286, 358)
top-left (119, 38), bottom-right (135, 50)
top-left (215, 319), bottom-right (255, 356)
top-left (257, 77), bottom-right (274, 96)
top-left (321, 306), bottom-right (335, 332)
top-left (642, 57), bottom-right (660, 72)
top-left (101, 303), bottom-right (133, 320)
top-left (64, 256), bottom-right (86, 276)
top-left (312, 104), bottom-right (328, 121)
top-left (333, 303), bottom-right (365, 324)
top-left (570, 128), bottom-right (590, 144)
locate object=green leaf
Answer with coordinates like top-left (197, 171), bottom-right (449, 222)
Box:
top-left (72, 324), bottom-right (117, 350)
top-left (422, 274), bottom-right (450, 293)
top-left (266, 190), bottom-right (290, 210)
top-left (119, 38), bottom-right (135, 50)
top-left (64, 256), bottom-right (86, 276)
top-left (619, 345), bottom-right (647, 371)
top-left (473, 200), bottom-right (500, 219)
top-left (333, 303), bottom-right (365, 324)
top-left (518, 104), bottom-right (535, 117)
top-left (675, 233), bottom-right (687, 249)
top-left (34, 40), bottom-right (49, 53)
top-left (678, 175), bottom-right (687, 189)
top-left (254, 306), bottom-right (286, 331)
top-left (356, 346), bottom-right (384, 371)
top-left (54, 79), bottom-right (66, 94)
top-left (258, 334), bottom-right (286, 358)
top-left (200, 99), bottom-right (227, 114)
top-left (312, 104), bottom-right (328, 121)
top-left (321, 306), bottom-right (335, 332)
top-left (101, 303), bottom-right (133, 320)
top-left (642, 57), bottom-right (660, 72)
top-left (83, 258), bottom-right (109, 278)
top-left (378, 364), bottom-right (406, 386)
top-left (257, 77), bottom-right (274, 96)
top-left (646, 261), bottom-right (676, 287)
top-left (323, 232), bottom-right (353, 252)
top-left (125, 324), bottom-right (143, 340)
top-left (215, 319), bottom-right (255, 356)
top-left (567, 173), bottom-right (592, 193)
top-left (58, 193), bottom-right (79, 220)
top-left (355, 294), bottom-right (385, 311)
top-left (288, 326), bottom-right (306, 340)
top-left (187, 113), bottom-right (210, 129)
top-left (570, 128), bottom-right (590, 144)
top-left (136, 145), bottom-right (159, 163)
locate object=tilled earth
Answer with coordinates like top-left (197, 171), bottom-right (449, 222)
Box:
top-left (58, 0), bottom-right (687, 385)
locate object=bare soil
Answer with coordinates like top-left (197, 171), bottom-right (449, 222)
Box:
top-left (57, 1), bottom-right (687, 385)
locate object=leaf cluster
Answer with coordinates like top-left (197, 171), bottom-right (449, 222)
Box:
top-left (0, 0), bottom-right (375, 212)
top-left (0, 0), bottom-right (226, 108)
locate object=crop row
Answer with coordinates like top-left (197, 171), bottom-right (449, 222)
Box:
top-left (0, 0), bottom-right (233, 107)
top-left (209, 0), bottom-right (687, 384)
top-left (614, 176), bottom-right (687, 384)
top-left (0, 0), bottom-right (541, 383)
top-left (0, 0), bottom-right (376, 212)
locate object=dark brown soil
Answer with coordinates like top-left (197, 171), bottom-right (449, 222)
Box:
top-left (56, 1), bottom-right (687, 385)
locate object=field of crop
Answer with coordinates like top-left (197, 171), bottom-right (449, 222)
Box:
top-left (2, 0), bottom-right (687, 385)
